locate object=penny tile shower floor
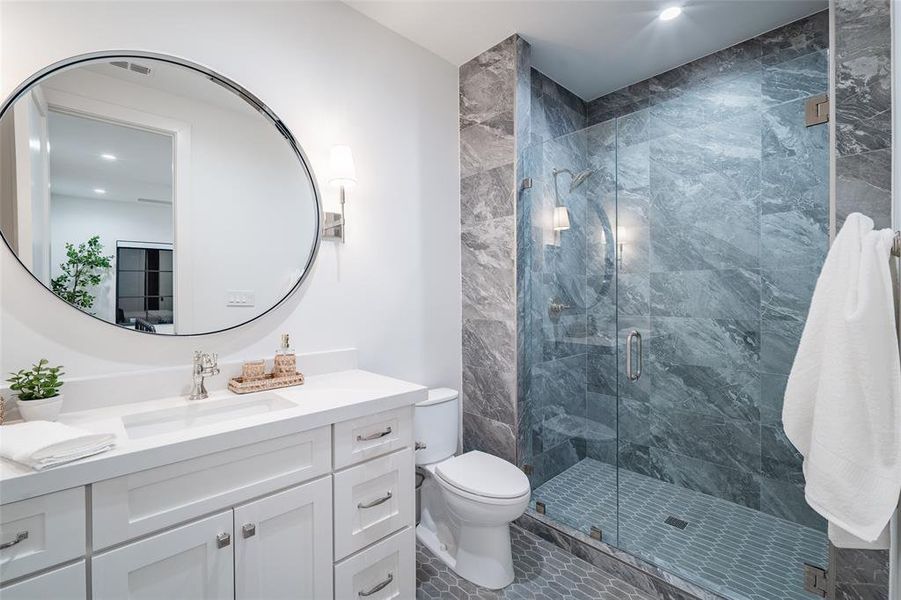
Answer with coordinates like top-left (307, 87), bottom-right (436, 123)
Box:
top-left (416, 527), bottom-right (657, 600)
top-left (532, 458), bottom-right (829, 600)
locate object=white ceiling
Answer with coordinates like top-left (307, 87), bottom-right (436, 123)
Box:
top-left (347, 0), bottom-right (827, 100)
top-left (47, 109), bottom-right (173, 204)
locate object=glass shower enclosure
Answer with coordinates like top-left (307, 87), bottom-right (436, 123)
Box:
top-left (517, 30), bottom-right (830, 600)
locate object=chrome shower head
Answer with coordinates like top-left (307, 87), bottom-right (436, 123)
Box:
top-left (569, 169), bottom-right (594, 191)
top-left (552, 167), bottom-right (594, 192)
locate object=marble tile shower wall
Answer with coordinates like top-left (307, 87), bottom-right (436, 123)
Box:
top-left (460, 36), bottom-right (530, 463)
top-left (521, 12), bottom-right (831, 533)
top-left (831, 0), bottom-right (892, 597)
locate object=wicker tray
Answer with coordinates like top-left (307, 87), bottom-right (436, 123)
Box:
top-left (228, 372), bottom-right (305, 394)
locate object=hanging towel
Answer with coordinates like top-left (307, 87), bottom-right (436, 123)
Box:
top-left (783, 212), bottom-right (901, 545)
top-left (0, 421), bottom-right (115, 471)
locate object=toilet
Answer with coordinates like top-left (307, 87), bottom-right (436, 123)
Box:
top-left (415, 388), bottom-right (531, 590)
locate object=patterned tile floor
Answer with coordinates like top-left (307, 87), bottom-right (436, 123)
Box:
top-left (416, 526), bottom-right (657, 600)
top-left (532, 459), bottom-right (829, 600)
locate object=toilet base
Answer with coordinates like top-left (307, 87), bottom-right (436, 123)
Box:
top-left (416, 521), bottom-right (515, 590)
top-left (454, 522), bottom-right (515, 589)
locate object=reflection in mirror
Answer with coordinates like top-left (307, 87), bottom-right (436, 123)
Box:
top-left (0, 55), bottom-right (320, 335)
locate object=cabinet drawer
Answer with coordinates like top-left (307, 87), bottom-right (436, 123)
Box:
top-left (334, 527), bottom-right (414, 600)
top-left (333, 449), bottom-right (414, 560)
top-left (92, 426), bottom-right (330, 549)
top-left (0, 560), bottom-right (85, 600)
top-left (334, 407), bottom-right (412, 469)
top-left (0, 487), bottom-right (85, 582)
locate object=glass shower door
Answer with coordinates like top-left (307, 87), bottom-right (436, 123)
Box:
top-left (522, 118), bottom-right (621, 547)
top-left (612, 61), bottom-right (830, 599)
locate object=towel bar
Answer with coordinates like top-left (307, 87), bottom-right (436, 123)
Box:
top-left (894, 232), bottom-right (901, 257)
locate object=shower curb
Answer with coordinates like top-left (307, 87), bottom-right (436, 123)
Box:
top-left (516, 509), bottom-right (727, 600)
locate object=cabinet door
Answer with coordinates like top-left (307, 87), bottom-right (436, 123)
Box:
top-left (92, 511), bottom-right (233, 600)
top-left (0, 560), bottom-right (85, 600)
top-left (234, 476), bottom-right (332, 600)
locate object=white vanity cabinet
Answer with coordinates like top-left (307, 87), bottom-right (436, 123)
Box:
top-left (233, 477), bottom-right (333, 600)
top-left (92, 510), bottom-right (235, 600)
top-left (0, 403), bottom-right (417, 600)
top-left (92, 476), bottom-right (334, 600)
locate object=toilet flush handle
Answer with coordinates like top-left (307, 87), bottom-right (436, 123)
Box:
top-left (415, 441), bottom-right (427, 450)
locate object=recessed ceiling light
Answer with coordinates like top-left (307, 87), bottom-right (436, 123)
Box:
top-left (100, 153), bottom-right (117, 161)
top-left (93, 188), bottom-right (107, 195)
top-left (660, 6), bottom-right (682, 20)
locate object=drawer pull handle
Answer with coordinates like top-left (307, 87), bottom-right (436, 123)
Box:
top-left (358, 491), bottom-right (392, 509)
top-left (357, 427), bottom-right (392, 442)
top-left (359, 573), bottom-right (393, 597)
top-left (242, 523), bottom-right (256, 538)
top-left (216, 532), bottom-right (231, 549)
top-left (0, 531), bottom-right (28, 550)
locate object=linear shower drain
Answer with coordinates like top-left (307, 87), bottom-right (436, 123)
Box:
top-left (664, 516), bottom-right (689, 530)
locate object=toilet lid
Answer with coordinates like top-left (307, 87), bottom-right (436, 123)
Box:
top-left (435, 451), bottom-right (530, 499)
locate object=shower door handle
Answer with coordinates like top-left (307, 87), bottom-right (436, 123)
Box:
top-left (625, 330), bottom-right (642, 381)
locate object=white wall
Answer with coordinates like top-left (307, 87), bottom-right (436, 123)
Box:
top-left (0, 1), bottom-right (461, 393)
top-left (49, 194), bottom-right (174, 323)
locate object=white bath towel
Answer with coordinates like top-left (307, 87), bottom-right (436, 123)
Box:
top-left (0, 421), bottom-right (115, 470)
top-left (783, 212), bottom-right (901, 545)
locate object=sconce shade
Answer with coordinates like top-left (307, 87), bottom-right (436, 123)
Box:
top-left (329, 145), bottom-right (357, 189)
top-left (553, 206), bottom-right (571, 231)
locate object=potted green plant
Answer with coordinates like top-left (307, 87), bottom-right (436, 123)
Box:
top-left (6, 359), bottom-right (65, 421)
top-left (50, 235), bottom-right (113, 313)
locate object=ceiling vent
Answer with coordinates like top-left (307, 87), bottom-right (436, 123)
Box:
top-left (110, 60), bottom-right (153, 76)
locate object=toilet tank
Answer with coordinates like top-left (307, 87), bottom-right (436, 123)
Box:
top-left (414, 388), bottom-right (459, 465)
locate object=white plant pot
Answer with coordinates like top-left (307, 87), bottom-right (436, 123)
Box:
top-left (16, 394), bottom-right (63, 422)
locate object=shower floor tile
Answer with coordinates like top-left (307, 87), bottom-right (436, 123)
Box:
top-left (416, 526), bottom-right (657, 600)
top-left (532, 458), bottom-right (828, 600)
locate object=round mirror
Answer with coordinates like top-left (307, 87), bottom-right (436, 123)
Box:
top-left (0, 52), bottom-right (320, 335)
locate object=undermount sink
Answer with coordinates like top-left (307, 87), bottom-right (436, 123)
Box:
top-left (122, 394), bottom-right (296, 439)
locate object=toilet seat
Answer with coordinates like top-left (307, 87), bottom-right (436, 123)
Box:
top-left (434, 451), bottom-right (530, 504)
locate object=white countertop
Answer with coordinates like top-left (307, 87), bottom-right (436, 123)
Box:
top-left (0, 369), bottom-right (426, 504)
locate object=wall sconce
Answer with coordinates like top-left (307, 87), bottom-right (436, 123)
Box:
top-left (553, 206), bottom-right (571, 231)
top-left (322, 145), bottom-right (356, 242)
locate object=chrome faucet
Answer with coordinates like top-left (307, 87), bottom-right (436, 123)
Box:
top-left (189, 351), bottom-right (220, 400)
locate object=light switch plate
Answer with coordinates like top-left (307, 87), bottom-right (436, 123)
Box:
top-left (226, 290), bottom-right (255, 307)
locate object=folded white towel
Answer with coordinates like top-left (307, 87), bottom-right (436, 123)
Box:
top-left (0, 421), bottom-right (115, 470)
top-left (783, 213), bottom-right (901, 544)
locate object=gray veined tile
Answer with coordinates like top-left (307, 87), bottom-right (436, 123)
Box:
top-left (460, 162), bottom-right (515, 224)
top-left (760, 210), bottom-right (828, 270)
top-left (618, 272), bottom-right (650, 317)
top-left (760, 317), bottom-right (804, 375)
top-left (758, 476), bottom-right (827, 532)
top-left (836, 148), bottom-right (892, 229)
top-left (649, 269), bottom-right (761, 320)
top-left (651, 359), bottom-right (760, 422)
top-left (462, 411), bottom-right (516, 463)
top-left (462, 318), bottom-right (515, 374)
top-left (460, 114), bottom-right (515, 179)
top-left (459, 49), bottom-right (514, 128)
top-left (647, 409), bottom-right (761, 473)
top-left (762, 96), bottom-right (829, 162)
top-left (761, 152), bottom-right (829, 218)
top-left (461, 216), bottom-right (515, 322)
top-left (762, 49), bottom-right (828, 107)
top-left (760, 424), bottom-right (803, 483)
top-left (759, 10), bottom-right (828, 65)
top-left (650, 316), bottom-right (760, 371)
top-left (616, 109), bottom-right (649, 148)
top-left (462, 362), bottom-right (515, 425)
top-left (760, 372), bottom-right (789, 426)
top-left (761, 267), bottom-right (819, 322)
